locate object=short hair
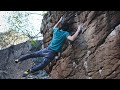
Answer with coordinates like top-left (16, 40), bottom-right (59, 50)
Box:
top-left (60, 22), bottom-right (70, 31)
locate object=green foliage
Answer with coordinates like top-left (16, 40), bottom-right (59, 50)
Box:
top-left (0, 11), bottom-right (45, 49)
top-left (0, 29), bottom-right (29, 49)
top-left (31, 39), bottom-right (39, 48)
top-left (7, 11), bottom-right (44, 40)
top-left (30, 39), bottom-right (42, 51)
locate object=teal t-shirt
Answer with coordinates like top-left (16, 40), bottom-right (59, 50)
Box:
top-left (48, 27), bottom-right (70, 52)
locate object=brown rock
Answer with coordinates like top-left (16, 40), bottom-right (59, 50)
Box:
top-left (41, 11), bottom-right (120, 79)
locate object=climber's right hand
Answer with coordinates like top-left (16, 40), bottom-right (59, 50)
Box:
top-left (77, 23), bottom-right (84, 33)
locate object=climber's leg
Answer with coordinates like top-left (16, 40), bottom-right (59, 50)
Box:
top-left (22, 47), bottom-right (57, 77)
top-left (15, 48), bottom-right (48, 63)
top-left (22, 54), bottom-right (55, 77)
top-left (30, 50), bottom-right (56, 73)
top-left (30, 57), bottom-right (53, 73)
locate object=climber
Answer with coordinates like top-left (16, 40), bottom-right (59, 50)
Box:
top-left (15, 16), bottom-right (84, 77)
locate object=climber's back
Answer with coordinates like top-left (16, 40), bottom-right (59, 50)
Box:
top-left (48, 27), bottom-right (70, 53)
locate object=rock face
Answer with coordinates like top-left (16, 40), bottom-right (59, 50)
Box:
top-left (40, 11), bottom-right (120, 79)
top-left (0, 40), bottom-right (43, 79)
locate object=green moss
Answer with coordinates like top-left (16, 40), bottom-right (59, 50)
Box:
top-left (31, 40), bottom-right (39, 47)
top-left (30, 39), bottom-right (41, 51)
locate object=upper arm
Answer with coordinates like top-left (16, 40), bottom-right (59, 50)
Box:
top-left (66, 32), bottom-right (74, 41)
top-left (53, 25), bottom-right (60, 29)
top-left (67, 36), bottom-right (74, 41)
top-left (53, 21), bottom-right (61, 29)
top-left (53, 27), bottom-right (59, 32)
top-left (50, 28), bottom-right (59, 37)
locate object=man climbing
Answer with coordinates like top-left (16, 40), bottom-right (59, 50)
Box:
top-left (15, 16), bottom-right (84, 77)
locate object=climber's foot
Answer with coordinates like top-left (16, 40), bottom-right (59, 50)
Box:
top-left (15, 59), bottom-right (20, 63)
top-left (22, 69), bottom-right (31, 77)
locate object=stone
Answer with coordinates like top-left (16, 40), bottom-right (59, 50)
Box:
top-left (0, 40), bottom-right (43, 79)
top-left (41, 11), bottom-right (120, 79)
top-left (1, 11), bottom-right (120, 79)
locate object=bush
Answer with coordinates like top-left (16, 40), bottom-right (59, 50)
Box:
top-left (30, 40), bottom-right (42, 51)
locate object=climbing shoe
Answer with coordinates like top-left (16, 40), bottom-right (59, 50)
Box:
top-left (22, 69), bottom-right (31, 77)
top-left (15, 59), bottom-right (20, 63)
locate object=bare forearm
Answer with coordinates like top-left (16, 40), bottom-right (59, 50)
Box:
top-left (71, 30), bottom-right (80, 41)
top-left (53, 17), bottom-right (62, 28)
top-left (67, 24), bottom-right (83, 41)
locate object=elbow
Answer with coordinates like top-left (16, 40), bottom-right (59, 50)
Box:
top-left (70, 38), bottom-right (74, 41)
top-left (69, 37), bottom-right (75, 41)
top-left (67, 36), bottom-right (75, 41)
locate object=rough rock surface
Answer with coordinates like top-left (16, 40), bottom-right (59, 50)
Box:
top-left (40, 11), bottom-right (120, 79)
top-left (0, 40), bottom-right (46, 79)
top-left (0, 11), bottom-right (120, 79)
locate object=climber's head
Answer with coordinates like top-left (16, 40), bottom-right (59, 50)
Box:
top-left (60, 22), bottom-right (70, 32)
